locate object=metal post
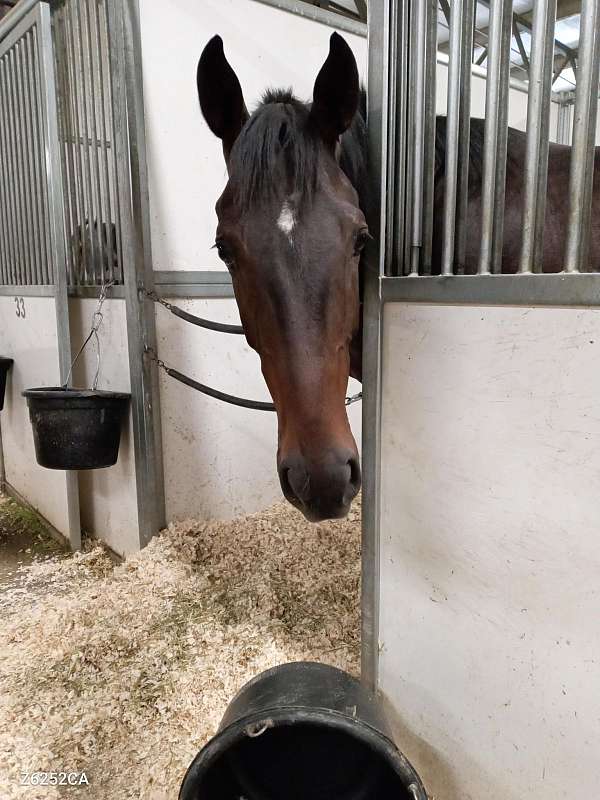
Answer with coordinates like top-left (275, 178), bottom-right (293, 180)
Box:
top-left (420, 0), bottom-right (437, 274)
top-left (556, 92), bottom-right (573, 144)
top-left (455, 0), bottom-right (476, 273)
top-left (361, 0), bottom-right (389, 693)
top-left (442, 0), bottom-right (475, 275)
top-left (519, 0), bottom-right (556, 274)
top-left (478, 0), bottom-right (513, 274)
top-left (38, 2), bottom-right (81, 550)
top-left (565, 0), bottom-right (600, 273)
top-left (107, 0), bottom-right (165, 547)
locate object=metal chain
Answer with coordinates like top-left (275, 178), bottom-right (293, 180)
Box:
top-left (63, 281), bottom-right (114, 391)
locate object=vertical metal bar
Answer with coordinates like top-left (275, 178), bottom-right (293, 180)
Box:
top-left (0, 59), bottom-right (12, 284)
top-left (420, 0), bottom-right (437, 275)
top-left (94, 0), bottom-right (116, 283)
top-left (455, 0), bottom-right (476, 274)
top-left (401, 0), bottom-right (416, 276)
top-left (65, 1), bottom-right (92, 283)
top-left (519, 0), bottom-right (556, 274)
top-left (100, 0), bottom-right (123, 283)
top-left (14, 41), bottom-right (35, 286)
top-left (107, 0), bottom-right (165, 547)
top-left (17, 35), bottom-right (38, 285)
top-left (7, 47), bottom-right (28, 284)
top-left (74, 0), bottom-right (99, 283)
top-left (441, 0), bottom-right (466, 275)
top-left (31, 25), bottom-right (53, 285)
top-left (37, 2), bottom-right (81, 550)
top-left (52, 5), bottom-right (75, 287)
top-left (61, 5), bottom-right (86, 286)
top-left (478, 0), bottom-right (513, 274)
top-left (409, 0), bottom-right (427, 275)
top-left (22, 31), bottom-right (43, 285)
top-left (387, 0), bottom-right (401, 275)
top-left (361, 0), bottom-right (388, 694)
top-left (565, 0), bottom-right (600, 273)
top-left (0, 56), bottom-right (20, 285)
top-left (82, 0), bottom-right (106, 284)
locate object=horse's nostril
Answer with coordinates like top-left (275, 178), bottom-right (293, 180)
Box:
top-left (348, 456), bottom-right (361, 490)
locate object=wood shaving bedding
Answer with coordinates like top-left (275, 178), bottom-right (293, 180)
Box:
top-left (0, 499), bottom-right (361, 799)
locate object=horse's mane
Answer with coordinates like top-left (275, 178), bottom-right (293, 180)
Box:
top-left (228, 88), bottom-right (367, 212)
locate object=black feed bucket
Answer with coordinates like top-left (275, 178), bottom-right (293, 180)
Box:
top-left (179, 662), bottom-right (428, 800)
top-left (22, 388), bottom-right (130, 470)
top-left (0, 357), bottom-right (13, 411)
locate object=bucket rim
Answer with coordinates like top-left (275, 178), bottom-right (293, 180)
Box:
top-left (0, 356), bottom-right (14, 367)
top-left (179, 705), bottom-right (428, 800)
top-left (22, 386), bottom-right (131, 401)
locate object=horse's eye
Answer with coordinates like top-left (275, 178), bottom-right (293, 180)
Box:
top-left (354, 229), bottom-right (371, 256)
top-left (214, 239), bottom-right (235, 269)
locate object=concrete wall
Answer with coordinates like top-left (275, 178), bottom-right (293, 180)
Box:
top-left (0, 296), bottom-right (71, 535)
top-left (140, 0), bottom-right (365, 521)
top-left (377, 302), bottom-right (600, 800)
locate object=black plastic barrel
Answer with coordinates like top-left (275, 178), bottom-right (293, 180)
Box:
top-left (22, 387), bottom-right (130, 470)
top-left (0, 357), bottom-right (13, 411)
top-left (179, 661), bottom-right (428, 800)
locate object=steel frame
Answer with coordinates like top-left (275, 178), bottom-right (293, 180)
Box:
top-left (107, 0), bottom-right (165, 547)
top-left (0, 1), bottom-right (81, 550)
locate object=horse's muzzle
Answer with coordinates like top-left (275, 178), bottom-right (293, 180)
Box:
top-left (278, 448), bottom-right (361, 522)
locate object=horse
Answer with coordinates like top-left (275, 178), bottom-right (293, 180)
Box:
top-left (197, 33), bottom-right (367, 522)
top-left (433, 117), bottom-right (600, 273)
top-left (197, 32), bottom-right (600, 522)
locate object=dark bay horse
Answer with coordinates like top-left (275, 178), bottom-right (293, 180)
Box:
top-left (197, 33), bottom-right (367, 522)
top-left (197, 33), bottom-right (599, 522)
top-left (433, 118), bottom-right (600, 273)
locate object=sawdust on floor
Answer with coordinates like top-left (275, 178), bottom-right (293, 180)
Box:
top-left (0, 497), bottom-right (361, 799)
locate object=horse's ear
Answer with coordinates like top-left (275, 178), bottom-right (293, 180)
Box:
top-left (309, 33), bottom-right (359, 147)
top-left (197, 36), bottom-right (249, 161)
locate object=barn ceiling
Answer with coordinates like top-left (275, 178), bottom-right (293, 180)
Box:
top-left (301, 0), bottom-right (584, 92)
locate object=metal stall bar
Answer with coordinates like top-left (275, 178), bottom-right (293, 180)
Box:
top-left (251, 0), bottom-right (367, 36)
top-left (53, 3), bottom-right (78, 287)
top-left (361, 0), bottom-right (388, 692)
top-left (408, 0), bottom-right (432, 274)
top-left (37, 1), bottom-right (81, 549)
top-left (420, 0), bottom-right (437, 274)
top-left (22, 31), bottom-right (43, 285)
top-left (0, 56), bottom-right (14, 283)
top-left (92, 0), bottom-right (116, 283)
top-left (79, 0), bottom-right (105, 284)
top-left (565, 0), bottom-right (600, 273)
top-left (393, 0), bottom-right (409, 275)
top-left (106, 0), bottom-right (165, 547)
top-left (455, 0), bottom-right (476, 274)
top-left (520, 0), bottom-right (556, 274)
top-left (478, 0), bottom-right (513, 274)
top-left (31, 24), bottom-right (53, 284)
top-left (441, 0), bottom-right (475, 275)
top-left (14, 41), bottom-right (34, 285)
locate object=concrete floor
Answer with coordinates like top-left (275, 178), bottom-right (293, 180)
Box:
top-left (0, 494), bottom-right (67, 590)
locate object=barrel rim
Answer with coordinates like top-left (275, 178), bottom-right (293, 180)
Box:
top-left (179, 705), bottom-right (427, 799)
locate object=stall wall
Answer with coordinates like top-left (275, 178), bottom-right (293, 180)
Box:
top-left (140, 0), bottom-right (365, 521)
top-left (0, 296), bottom-right (71, 536)
top-left (68, 298), bottom-right (139, 555)
top-left (378, 302), bottom-right (600, 800)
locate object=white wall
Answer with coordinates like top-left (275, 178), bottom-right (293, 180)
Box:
top-left (0, 296), bottom-right (71, 536)
top-left (436, 59), bottom-right (534, 133)
top-left (378, 302), bottom-right (600, 800)
top-left (140, 0), bottom-right (365, 522)
top-left (140, 0), bottom-right (368, 272)
top-left (68, 298), bottom-right (139, 555)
